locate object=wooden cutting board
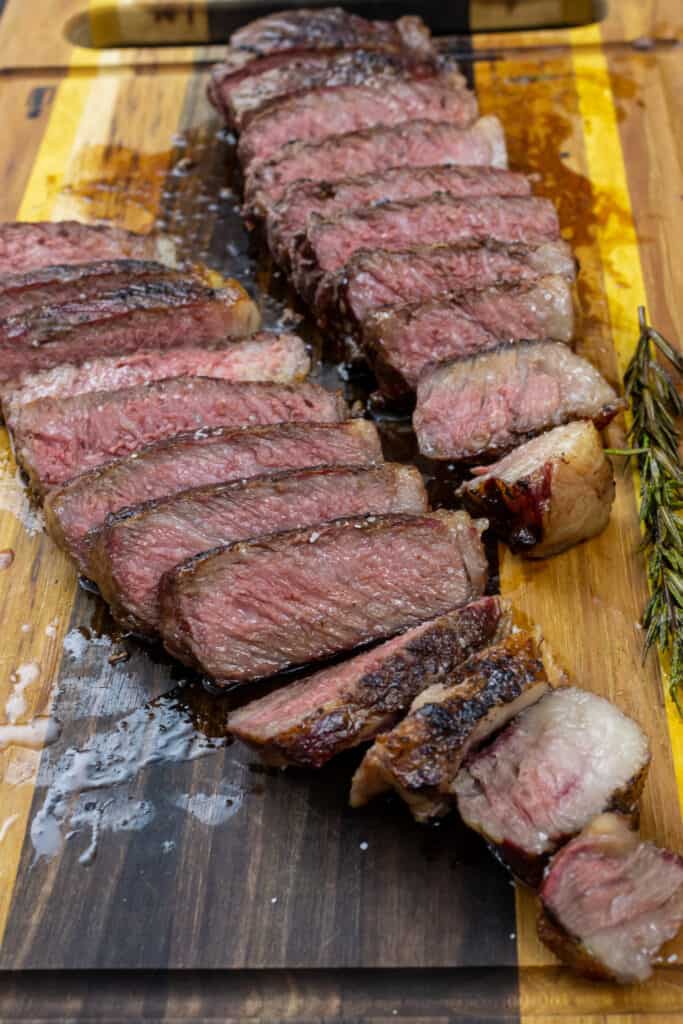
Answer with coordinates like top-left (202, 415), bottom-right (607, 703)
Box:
top-left (0, 1), bottom-right (682, 1019)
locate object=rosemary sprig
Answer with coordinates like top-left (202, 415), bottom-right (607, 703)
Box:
top-left (612, 308), bottom-right (683, 714)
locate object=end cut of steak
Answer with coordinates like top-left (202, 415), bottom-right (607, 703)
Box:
top-left (458, 421), bottom-right (615, 558)
top-left (1, 333), bottom-right (310, 421)
top-left (245, 116), bottom-right (507, 215)
top-left (267, 165), bottom-right (533, 270)
top-left (293, 196), bottom-right (561, 303)
top-left (237, 74), bottom-right (478, 169)
top-left (229, 596), bottom-right (512, 769)
top-left (414, 341), bottom-right (624, 462)
top-left (89, 464), bottom-right (427, 634)
top-left (454, 687), bottom-right (651, 886)
top-left (0, 259), bottom-right (176, 319)
top-left (159, 510), bottom-right (488, 687)
top-left (364, 275), bottom-right (575, 400)
top-left (322, 240), bottom-right (576, 334)
top-left (538, 814), bottom-right (683, 984)
top-left (350, 630), bottom-right (556, 821)
top-left (12, 377), bottom-right (347, 495)
top-left (45, 420), bottom-right (382, 568)
top-left (0, 221), bottom-right (168, 275)
top-left (0, 279), bottom-right (260, 383)
top-left (212, 50), bottom-right (448, 131)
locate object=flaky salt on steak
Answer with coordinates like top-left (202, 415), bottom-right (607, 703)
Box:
top-left (364, 277), bottom-right (574, 400)
top-left (321, 239), bottom-right (575, 333)
top-left (245, 116), bottom-right (507, 215)
top-left (458, 421), bottom-right (615, 558)
top-left (538, 814), bottom-right (683, 983)
top-left (1, 334), bottom-right (310, 420)
top-left (88, 464), bottom-right (427, 635)
top-left (414, 341), bottom-right (624, 462)
top-left (0, 279), bottom-right (260, 383)
top-left (454, 688), bottom-right (650, 886)
top-left (267, 165), bottom-right (533, 270)
top-left (12, 377), bottom-right (347, 494)
top-left (350, 630), bottom-right (558, 822)
top-left (159, 510), bottom-right (488, 687)
top-left (237, 74), bottom-right (478, 169)
top-left (229, 597), bottom-right (512, 768)
top-left (45, 420), bottom-right (382, 568)
top-left (0, 221), bottom-right (170, 275)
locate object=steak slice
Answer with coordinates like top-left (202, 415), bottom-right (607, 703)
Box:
top-left (364, 276), bottom-right (575, 400)
top-left (45, 420), bottom-right (382, 569)
top-left (229, 596), bottom-right (512, 768)
top-left (0, 259), bottom-right (176, 319)
top-left (0, 221), bottom-right (167, 275)
top-left (350, 630), bottom-right (557, 821)
top-left (414, 341), bottom-right (624, 462)
top-left (267, 165), bottom-right (533, 270)
top-left (538, 814), bottom-right (683, 984)
top-left (237, 74), bottom-right (478, 169)
top-left (293, 196), bottom-right (560, 303)
top-left (0, 279), bottom-right (260, 383)
top-left (1, 333), bottom-right (310, 419)
top-left (89, 464), bottom-right (427, 634)
top-left (245, 116), bottom-right (507, 215)
top-left (454, 688), bottom-right (651, 886)
top-left (12, 377), bottom-right (347, 495)
top-left (159, 510), bottom-right (488, 687)
top-left (321, 240), bottom-right (576, 334)
top-left (213, 50), bottom-right (446, 130)
top-left (458, 421), bottom-right (615, 558)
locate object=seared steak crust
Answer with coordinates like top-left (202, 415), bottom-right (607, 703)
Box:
top-left (45, 420), bottom-right (382, 568)
top-left (159, 510), bottom-right (488, 686)
top-left (229, 597), bottom-right (512, 768)
top-left (0, 221), bottom-right (158, 275)
top-left (13, 377), bottom-right (347, 494)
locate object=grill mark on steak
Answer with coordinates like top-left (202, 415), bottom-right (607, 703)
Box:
top-left (0, 221), bottom-right (164, 275)
top-left (12, 377), bottom-right (348, 494)
top-left (228, 596), bottom-right (512, 768)
top-left (267, 165), bottom-right (533, 271)
top-left (237, 74), bottom-right (478, 169)
top-left (88, 464), bottom-right (427, 635)
top-left (349, 630), bottom-right (557, 821)
top-left (414, 340), bottom-right (625, 462)
top-left (244, 116), bottom-right (507, 215)
top-left (158, 510), bottom-right (488, 687)
top-left (45, 420), bottom-right (383, 569)
top-left (1, 333), bottom-right (311, 419)
top-left (363, 276), bottom-right (575, 400)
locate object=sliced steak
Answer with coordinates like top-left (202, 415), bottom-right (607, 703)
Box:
top-left (538, 814), bottom-right (683, 984)
top-left (458, 421), bottom-right (615, 558)
top-left (414, 341), bottom-right (624, 462)
top-left (214, 50), bottom-right (446, 130)
top-left (229, 596), bottom-right (512, 768)
top-left (0, 259), bottom-right (176, 319)
top-left (159, 510), bottom-right (488, 687)
top-left (238, 74), bottom-right (477, 169)
top-left (0, 279), bottom-right (260, 383)
top-left (323, 240), bottom-right (576, 334)
top-left (12, 377), bottom-right (347, 495)
top-left (268, 165), bottom-right (533, 270)
top-left (89, 464), bottom-right (427, 634)
top-left (364, 276), bottom-right (574, 400)
top-left (45, 420), bottom-right (382, 569)
top-left (0, 221), bottom-right (168, 275)
top-left (245, 116), bottom-right (507, 215)
top-left (454, 688), bottom-right (651, 886)
top-left (2, 333), bottom-right (310, 419)
top-left (350, 630), bottom-right (556, 821)
top-left (293, 196), bottom-right (560, 303)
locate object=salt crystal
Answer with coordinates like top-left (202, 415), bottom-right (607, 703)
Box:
top-left (359, 841), bottom-right (369, 851)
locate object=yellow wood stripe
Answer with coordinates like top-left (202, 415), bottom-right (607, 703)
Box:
top-left (569, 22), bottom-right (683, 810)
top-left (89, 0), bottom-right (210, 48)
